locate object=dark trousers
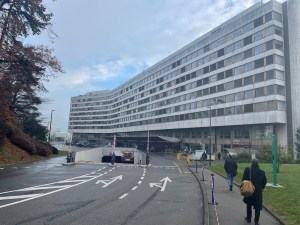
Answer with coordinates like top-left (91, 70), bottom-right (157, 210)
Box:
top-left (247, 204), bottom-right (260, 223)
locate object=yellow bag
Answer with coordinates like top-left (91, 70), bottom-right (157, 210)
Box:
top-left (240, 180), bottom-right (255, 197)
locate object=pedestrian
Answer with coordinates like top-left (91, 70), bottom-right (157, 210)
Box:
top-left (224, 154), bottom-right (238, 191)
top-left (217, 152), bottom-right (221, 160)
top-left (242, 158), bottom-right (267, 225)
top-left (201, 151), bottom-right (207, 161)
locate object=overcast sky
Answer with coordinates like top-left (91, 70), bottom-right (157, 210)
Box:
top-left (28, 0), bottom-right (272, 132)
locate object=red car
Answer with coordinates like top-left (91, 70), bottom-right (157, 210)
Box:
top-left (121, 151), bottom-right (134, 163)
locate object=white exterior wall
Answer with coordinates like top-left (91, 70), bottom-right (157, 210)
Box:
top-left (287, 0), bottom-right (300, 150)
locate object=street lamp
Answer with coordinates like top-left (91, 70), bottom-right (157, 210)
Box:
top-left (208, 106), bottom-right (212, 166)
top-left (48, 110), bottom-right (55, 144)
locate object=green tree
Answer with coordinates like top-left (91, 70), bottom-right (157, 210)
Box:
top-left (0, 0), bottom-right (63, 155)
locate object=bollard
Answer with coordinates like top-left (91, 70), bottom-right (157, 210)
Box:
top-left (208, 174), bottom-right (218, 205)
top-left (196, 161), bottom-right (198, 173)
top-left (186, 155), bottom-right (191, 166)
top-left (177, 153), bottom-right (181, 161)
top-left (201, 164), bottom-right (206, 181)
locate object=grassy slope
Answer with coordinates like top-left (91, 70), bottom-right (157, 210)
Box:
top-left (210, 163), bottom-right (300, 225)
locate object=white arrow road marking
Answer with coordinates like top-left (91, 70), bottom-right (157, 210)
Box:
top-left (149, 177), bottom-right (172, 192)
top-left (96, 175), bottom-right (122, 187)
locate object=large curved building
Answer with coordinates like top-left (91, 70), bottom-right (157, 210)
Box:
top-left (68, 0), bottom-right (299, 156)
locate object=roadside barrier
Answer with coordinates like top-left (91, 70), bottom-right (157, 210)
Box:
top-left (209, 174), bottom-right (218, 205)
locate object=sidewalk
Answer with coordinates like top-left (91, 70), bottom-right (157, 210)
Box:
top-left (189, 161), bottom-right (282, 225)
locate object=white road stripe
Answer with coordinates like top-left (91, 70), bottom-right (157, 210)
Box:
top-left (0, 194), bottom-right (41, 200)
top-left (119, 193), bottom-right (128, 199)
top-left (131, 186), bottom-right (138, 191)
top-left (141, 177), bottom-right (144, 180)
top-left (109, 169), bottom-right (112, 172)
top-left (103, 172), bottom-right (108, 174)
top-left (138, 181), bottom-right (142, 184)
top-left (22, 185), bottom-right (72, 191)
top-left (98, 169), bottom-right (102, 171)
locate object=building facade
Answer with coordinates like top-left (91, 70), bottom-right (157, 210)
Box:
top-left (68, 0), bottom-right (300, 156)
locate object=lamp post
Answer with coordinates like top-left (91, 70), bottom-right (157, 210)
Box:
top-left (48, 110), bottom-right (55, 144)
top-left (209, 106), bottom-right (212, 166)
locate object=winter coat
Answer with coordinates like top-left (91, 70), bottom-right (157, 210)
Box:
top-left (242, 165), bottom-right (267, 210)
top-left (224, 158), bottom-right (238, 174)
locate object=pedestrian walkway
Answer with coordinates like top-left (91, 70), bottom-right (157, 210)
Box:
top-left (190, 161), bottom-right (281, 225)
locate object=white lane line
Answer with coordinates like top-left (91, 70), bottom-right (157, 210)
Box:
top-left (141, 177), bottom-right (144, 180)
top-left (103, 167), bottom-right (106, 169)
top-left (23, 167), bottom-right (30, 169)
top-left (0, 194), bottom-right (42, 200)
top-left (109, 169), bottom-right (112, 172)
top-left (119, 193), bottom-right (128, 199)
top-left (0, 173), bottom-right (105, 209)
top-left (91, 172), bottom-right (95, 174)
top-left (131, 186), bottom-right (138, 191)
top-left (138, 181), bottom-right (142, 185)
top-left (142, 173), bottom-right (145, 176)
top-left (98, 169), bottom-right (102, 171)
top-left (103, 172), bottom-right (108, 174)
top-left (21, 185), bottom-right (72, 191)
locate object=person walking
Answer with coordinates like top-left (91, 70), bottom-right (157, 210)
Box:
top-left (201, 151), bottom-right (207, 161)
top-left (217, 152), bottom-right (221, 161)
top-left (242, 158), bottom-right (267, 225)
top-left (224, 154), bottom-right (238, 191)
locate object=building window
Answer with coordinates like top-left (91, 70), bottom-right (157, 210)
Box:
top-left (235, 105), bottom-right (243, 114)
top-left (234, 79), bottom-right (243, 88)
top-left (255, 102), bottom-right (266, 112)
top-left (217, 84), bottom-right (224, 92)
top-left (244, 35), bottom-right (252, 46)
top-left (234, 65), bottom-right (244, 75)
top-left (255, 87), bottom-right (265, 97)
top-left (217, 72), bottom-right (224, 80)
top-left (265, 11), bottom-right (272, 22)
top-left (245, 90), bottom-right (254, 99)
top-left (254, 16), bottom-right (263, 28)
top-left (218, 60), bottom-right (224, 69)
top-left (266, 70), bottom-right (274, 80)
top-left (266, 40), bottom-right (273, 50)
top-left (244, 49), bottom-right (253, 59)
top-left (218, 48), bottom-right (225, 57)
top-left (267, 85), bottom-right (275, 95)
top-left (225, 81), bottom-right (234, 90)
top-left (226, 94), bottom-right (234, 103)
top-left (266, 55), bottom-right (274, 65)
top-left (210, 86), bottom-right (216, 94)
top-left (217, 108), bottom-right (224, 116)
top-left (235, 92), bottom-right (244, 101)
top-left (254, 58), bottom-right (264, 68)
top-left (225, 44), bottom-right (235, 54)
top-left (225, 106), bottom-right (234, 115)
top-left (255, 73), bottom-right (264, 83)
top-left (267, 101), bottom-right (276, 110)
top-left (244, 76), bottom-right (253, 85)
top-left (210, 63), bottom-right (217, 71)
top-left (244, 104), bottom-right (253, 113)
top-left (203, 77), bottom-right (209, 85)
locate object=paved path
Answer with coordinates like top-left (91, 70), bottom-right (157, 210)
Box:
top-left (190, 161), bottom-right (281, 225)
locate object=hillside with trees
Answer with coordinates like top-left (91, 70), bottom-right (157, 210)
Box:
top-left (0, 0), bottom-right (63, 165)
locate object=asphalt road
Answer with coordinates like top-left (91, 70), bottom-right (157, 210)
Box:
top-left (0, 154), bottom-right (204, 225)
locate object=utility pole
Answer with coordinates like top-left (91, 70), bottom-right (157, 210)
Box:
top-left (209, 106), bottom-right (212, 166)
top-left (48, 110), bottom-right (55, 144)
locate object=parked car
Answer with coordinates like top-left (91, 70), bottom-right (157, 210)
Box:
top-left (189, 150), bottom-right (206, 161)
top-left (121, 151), bottom-right (134, 163)
top-left (221, 148), bottom-right (238, 158)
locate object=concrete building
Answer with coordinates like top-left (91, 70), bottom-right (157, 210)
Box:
top-left (68, 0), bottom-right (300, 156)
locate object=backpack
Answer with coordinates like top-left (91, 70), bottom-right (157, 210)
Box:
top-left (240, 168), bottom-right (255, 197)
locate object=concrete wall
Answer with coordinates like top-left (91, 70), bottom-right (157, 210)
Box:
top-left (74, 148), bottom-right (103, 163)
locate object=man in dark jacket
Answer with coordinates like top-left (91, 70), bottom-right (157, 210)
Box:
top-left (224, 154), bottom-right (238, 191)
top-left (242, 158), bottom-right (267, 225)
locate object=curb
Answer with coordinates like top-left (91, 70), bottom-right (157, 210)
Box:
top-left (62, 162), bottom-right (75, 166)
top-left (209, 169), bottom-right (285, 225)
top-left (188, 166), bottom-right (210, 225)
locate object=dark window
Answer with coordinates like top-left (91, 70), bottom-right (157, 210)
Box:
top-left (266, 55), bottom-right (274, 65)
top-left (218, 60), bottom-right (224, 69)
top-left (265, 11), bottom-right (272, 22)
top-left (181, 67), bottom-right (186, 73)
top-left (255, 87), bottom-right (265, 97)
top-left (244, 104), bottom-right (253, 113)
top-left (266, 70), bottom-right (274, 80)
top-left (197, 90), bottom-right (202, 97)
top-left (266, 40), bottom-right (273, 50)
top-left (204, 45), bottom-right (210, 53)
top-left (254, 16), bottom-right (263, 27)
top-left (210, 86), bottom-right (216, 94)
top-left (244, 35), bottom-right (252, 46)
top-left (203, 77), bottom-right (209, 85)
top-left (176, 60), bottom-right (181, 66)
top-left (255, 58), bottom-right (264, 68)
top-left (217, 108), bottom-right (224, 116)
top-left (244, 49), bottom-right (253, 59)
top-left (218, 48), bottom-right (225, 57)
top-left (176, 78), bottom-right (180, 84)
top-left (255, 73), bottom-right (264, 83)
top-left (180, 76), bottom-right (186, 83)
top-left (217, 72), bottom-right (224, 80)
top-left (203, 66), bottom-right (209, 74)
top-left (244, 76), bottom-right (253, 85)
top-left (217, 84), bottom-right (224, 92)
top-left (211, 109), bottom-right (216, 117)
top-left (234, 79), bottom-right (243, 88)
top-left (225, 69), bottom-right (233, 78)
top-left (191, 71), bottom-right (196, 79)
top-left (186, 74), bottom-right (191, 81)
top-left (172, 62), bottom-right (176, 69)
top-left (203, 88), bottom-right (209, 95)
top-left (197, 80), bottom-right (202, 86)
top-left (210, 63), bottom-right (217, 71)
